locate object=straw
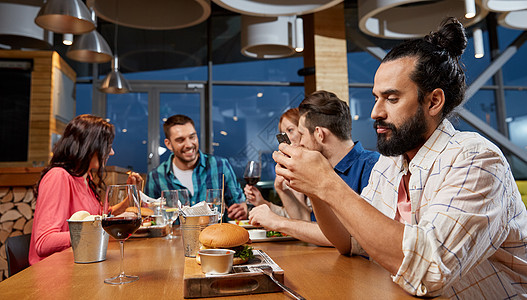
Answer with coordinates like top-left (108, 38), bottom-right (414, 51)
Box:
top-left (221, 174), bottom-right (225, 224)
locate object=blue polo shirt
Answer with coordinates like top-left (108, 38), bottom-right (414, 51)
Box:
top-left (311, 141), bottom-right (379, 221)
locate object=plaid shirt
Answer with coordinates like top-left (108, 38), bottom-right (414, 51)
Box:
top-left (359, 119), bottom-right (527, 298)
top-left (145, 150), bottom-right (245, 208)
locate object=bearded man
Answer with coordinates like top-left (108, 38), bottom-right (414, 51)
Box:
top-left (272, 18), bottom-right (527, 298)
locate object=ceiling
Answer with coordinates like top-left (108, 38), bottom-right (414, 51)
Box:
top-left (0, 0), bottom-right (476, 79)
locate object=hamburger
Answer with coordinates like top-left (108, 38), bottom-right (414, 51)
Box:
top-left (197, 223), bottom-right (254, 265)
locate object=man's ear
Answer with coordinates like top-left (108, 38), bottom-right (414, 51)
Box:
top-left (428, 88), bottom-right (445, 118)
top-left (164, 138), bottom-right (173, 152)
top-left (314, 126), bottom-right (326, 143)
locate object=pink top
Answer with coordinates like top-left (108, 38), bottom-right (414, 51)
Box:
top-left (29, 167), bottom-right (101, 265)
top-left (395, 173), bottom-right (412, 224)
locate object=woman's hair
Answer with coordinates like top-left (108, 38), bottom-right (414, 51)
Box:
top-left (382, 17), bottom-right (467, 119)
top-left (278, 107), bottom-right (300, 131)
top-left (34, 114), bottom-right (115, 202)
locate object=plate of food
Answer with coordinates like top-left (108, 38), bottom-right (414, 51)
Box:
top-left (130, 207), bottom-right (169, 238)
top-left (248, 230), bottom-right (296, 242)
top-left (228, 220), bottom-right (262, 229)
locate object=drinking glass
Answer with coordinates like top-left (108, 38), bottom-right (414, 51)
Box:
top-left (177, 189), bottom-right (190, 209)
top-left (244, 160), bottom-right (261, 212)
top-left (161, 190), bottom-right (180, 239)
top-left (102, 184), bottom-right (142, 285)
top-left (243, 160), bottom-right (261, 186)
top-left (206, 189), bottom-right (224, 221)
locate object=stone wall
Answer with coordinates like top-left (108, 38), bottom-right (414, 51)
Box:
top-left (0, 186), bottom-right (35, 282)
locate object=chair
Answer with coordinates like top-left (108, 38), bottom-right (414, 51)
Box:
top-left (5, 233), bottom-right (31, 277)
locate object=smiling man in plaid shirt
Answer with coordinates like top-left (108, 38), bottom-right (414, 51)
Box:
top-left (146, 114), bottom-right (247, 220)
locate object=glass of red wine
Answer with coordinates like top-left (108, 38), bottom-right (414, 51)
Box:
top-left (244, 160), bottom-right (261, 212)
top-left (244, 160), bottom-right (261, 186)
top-left (102, 184), bottom-right (142, 285)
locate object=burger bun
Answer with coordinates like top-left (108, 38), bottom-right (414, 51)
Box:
top-left (199, 223), bottom-right (249, 248)
top-left (125, 206), bottom-right (154, 217)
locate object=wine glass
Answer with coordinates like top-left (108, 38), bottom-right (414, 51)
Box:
top-left (206, 189), bottom-right (224, 222)
top-left (244, 160), bottom-right (261, 212)
top-left (161, 190), bottom-right (179, 240)
top-left (102, 184), bottom-right (142, 285)
top-left (244, 160), bottom-right (261, 186)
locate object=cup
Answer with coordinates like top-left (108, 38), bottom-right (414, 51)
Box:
top-left (68, 219), bottom-right (109, 263)
top-left (179, 214), bottom-right (218, 257)
top-left (199, 249), bottom-right (235, 274)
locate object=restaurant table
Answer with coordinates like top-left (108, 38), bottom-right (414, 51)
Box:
top-left (0, 237), bottom-right (416, 299)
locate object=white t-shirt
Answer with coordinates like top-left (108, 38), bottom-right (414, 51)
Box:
top-left (172, 163), bottom-right (194, 196)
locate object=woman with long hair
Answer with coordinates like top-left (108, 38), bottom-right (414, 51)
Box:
top-left (29, 114), bottom-right (142, 265)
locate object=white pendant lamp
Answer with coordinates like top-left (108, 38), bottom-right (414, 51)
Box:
top-left (241, 15), bottom-right (304, 59)
top-left (481, 0), bottom-right (527, 30)
top-left (498, 10), bottom-right (527, 30)
top-left (212, 0), bottom-right (343, 16)
top-left (482, 0), bottom-right (527, 12)
top-left (35, 0), bottom-right (95, 34)
top-left (465, 0), bottom-right (477, 18)
top-left (473, 27), bottom-right (484, 58)
top-left (87, 0), bottom-right (210, 30)
top-left (0, 3), bottom-right (52, 49)
top-left (358, 0), bottom-right (488, 39)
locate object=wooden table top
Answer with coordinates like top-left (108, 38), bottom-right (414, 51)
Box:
top-left (0, 237), bottom-right (415, 299)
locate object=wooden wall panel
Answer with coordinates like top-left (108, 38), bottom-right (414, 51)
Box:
top-left (0, 50), bottom-right (76, 170)
top-left (303, 3), bottom-right (349, 103)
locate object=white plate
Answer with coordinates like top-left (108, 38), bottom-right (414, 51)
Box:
top-left (250, 235), bottom-right (297, 243)
top-left (228, 220), bottom-right (261, 229)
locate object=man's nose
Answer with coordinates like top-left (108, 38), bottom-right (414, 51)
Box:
top-left (371, 101), bottom-right (386, 120)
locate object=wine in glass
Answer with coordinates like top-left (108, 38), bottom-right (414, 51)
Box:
top-left (244, 160), bottom-right (261, 186)
top-left (206, 189), bottom-right (224, 222)
top-left (161, 190), bottom-right (179, 240)
top-left (102, 184), bottom-right (142, 285)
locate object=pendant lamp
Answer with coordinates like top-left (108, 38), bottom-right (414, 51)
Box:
top-left (35, 0), bottom-right (95, 34)
top-left (212, 0), bottom-right (343, 17)
top-left (0, 2), bottom-right (52, 49)
top-left (358, 0), bottom-right (488, 39)
top-left (100, 56), bottom-right (131, 94)
top-left (241, 15), bottom-right (304, 59)
top-left (87, 0), bottom-right (210, 30)
top-left (100, 23), bottom-right (130, 94)
top-left (482, 0), bottom-right (527, 12)
top-left (67, 10), bottom-right (112, 63)
top-left (66, 30), bottom-right (113, 63)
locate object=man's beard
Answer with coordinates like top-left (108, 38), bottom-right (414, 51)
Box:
top-left (175, 146), bottom-right (198, 163)
top-left (374, 105), bottom-right (428, 157)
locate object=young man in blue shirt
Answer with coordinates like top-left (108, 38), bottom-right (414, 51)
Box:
top-left (145, 114), bottom-right (247, 220)
top-left (249, 91), bottom-right (379, 245)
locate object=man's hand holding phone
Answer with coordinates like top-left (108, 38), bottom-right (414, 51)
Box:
top-left (276, 132), bottom-right (291, 145)
top-left (276, 132), bottom-right (291, 169)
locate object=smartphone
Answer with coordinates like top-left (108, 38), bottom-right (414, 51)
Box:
top-left (276, 132), bottom-right (291, 145)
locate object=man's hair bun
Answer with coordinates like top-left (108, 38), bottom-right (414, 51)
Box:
top-left (425, 17), bottom-right (467, 58)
